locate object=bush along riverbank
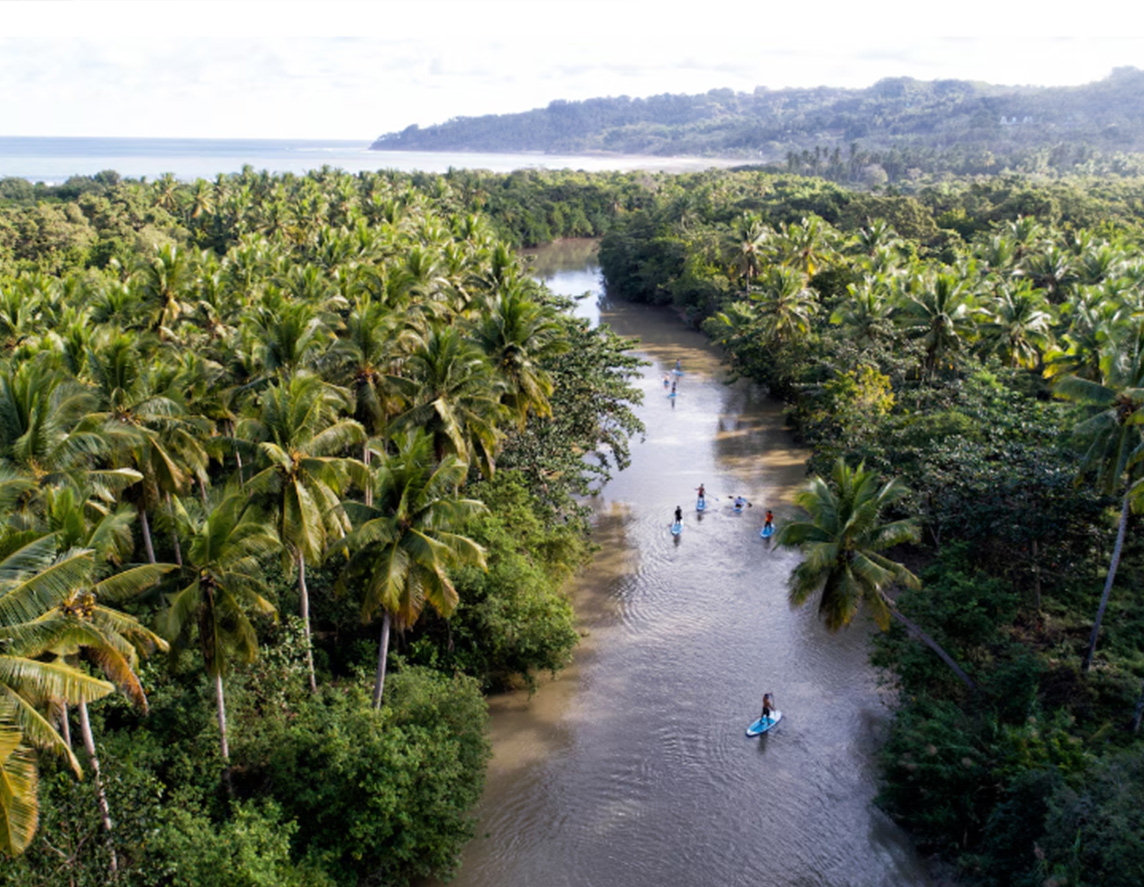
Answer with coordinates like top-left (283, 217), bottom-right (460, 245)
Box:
top-left (597, 169), bottom-right (1144, 886)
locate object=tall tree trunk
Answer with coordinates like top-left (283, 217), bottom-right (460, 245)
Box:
top-left (214, 672), bottom-right (233, 797)
top-left (298, 552), bottom-right (318, 693)
top-left (166, 492), bottom-right (183, 567)
top-left (372, 611), bottom-right (392, 709)
top-left (1031, 538), bottom-right (1042, 615)
top-left (230, 420), bottom-right (245, 487)
top-left (138, 505), bottom-right (156, 564)
top-left (78, 700), bottom-right (118, 877)
top-left (59, 701), bottom-right (71, 750)
top-left (890, 607), bottom-right (976, 690)
top-left (1082, 494), bottom-right (1131, 672)
top-left (363, 443), bottom-right (373, 508)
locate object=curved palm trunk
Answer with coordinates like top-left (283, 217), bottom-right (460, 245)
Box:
top-left (214, 672), bottom-right (233, 796)
top-left (297, 552), bottom-right (318, 693)
top-left (372, 611), bottom-right (392, 709)
top-left (59, 701), bottom-right (71, 750)
top-left (363, 443), bottom-right (373, 508)
top-left (1082, 493), bottom-right (1131, 672)
top-left (890, 606), bottom-right (976, 690)
top-left (78, 700), bottom-right (118, 876)
top-left (166, 492), bottom-right (183, 568)
top-left (138, 504), bottom-right (156, 564)
top-left (1133, 678), bottom-right (1144, 734)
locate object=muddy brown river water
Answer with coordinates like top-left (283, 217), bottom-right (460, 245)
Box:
top-left (445, 241), bottom-right (930, 887)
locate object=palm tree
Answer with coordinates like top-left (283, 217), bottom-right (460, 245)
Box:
top-left (831, 274), bottom-right (897, 350)
top-left (470, 284), bottom-right (567, 428)
top-left (339, 431), bottom-right (486, 706)
top-left (979, 282), bottom-right (1053, 369)
top-left (0, 534), bottom-right (119, 855)
top-left (134, 244), bottom-right (195, 340)
top-left (898, 272), bottom-right (976, 379)
top-left (87, 332), bottom-right (210, 563)
top-left (1054, 328), bottom-right (1144, 671)
top-left (396, 325), bottom-right (504, 477)
top-left (752, 266), bottom-right (819, 347)
top-left (240, 372), bottom-right (364, 691)
top-left (729, 212), bottom-right (769, 295)
top-left (775, 459), bottom-right (975, 688)
top-left (772, 215), bottom-right (837, 277)
top-left (158, 495), bottom-right (278, 780)
top-left (39, 539), bottom-right (172, 875)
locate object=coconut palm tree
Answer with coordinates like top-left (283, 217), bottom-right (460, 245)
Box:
top-left (470, 284), bottom-right (567, 428)
top-left (240, 372), bottom-right (365, 692)
top-left (396, 325), bottom-right (504, 477)
top-left (0, 534), bottom-right (119, 855)
top-left (158, 495), bottom-right (279, 780)
top-left (775, 459), bottom-right (975, 688)
top-left (729, 212), bottom-right (769, 295)
top-left (1054, 327), bottom-right (1144, 671)
top-left (979, 281), bottom-right (1054, 369)
top-left (752, 266), bottom-right (819, 347)
top-left (38, 537), bottom-right (172, 875)
top-left (898, 272), bottom-right (976, 379)
top-left (339, 431), bottom-right (486, 707)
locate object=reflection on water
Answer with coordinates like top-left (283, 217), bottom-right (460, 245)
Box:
top-left (446, 244), bottom-right (929, 887)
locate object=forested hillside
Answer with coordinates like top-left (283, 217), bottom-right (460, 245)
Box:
top-left (373, 67), bottom-right (1144, 180)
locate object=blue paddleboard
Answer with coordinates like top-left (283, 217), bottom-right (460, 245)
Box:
top-left (746, 711), bottom-right (783, 736)
top-left (668, 393), bottom-right (678, 398)
top-left (696, 498), bottom-right (706, 512)
top-left (733, 503), bottom-right (745, 514)
top-left (760, 524), bottom-right (775, 539)
top-left (671, 521), bottom-right (683, 536)
top-left (672, 369), bottom-right (684, 376)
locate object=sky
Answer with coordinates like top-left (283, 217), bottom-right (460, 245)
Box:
top-left (2, 0), bottom-right (1142, 141)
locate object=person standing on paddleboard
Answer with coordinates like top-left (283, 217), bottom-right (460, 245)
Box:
top-left (671, 379), bottom-right (677, 396)
top-left (674, 505), bottom-right (683, 524)
top-left (761, 693), bottom-right (775, 723)
top-left (763, 510), bottom-right (774, 532)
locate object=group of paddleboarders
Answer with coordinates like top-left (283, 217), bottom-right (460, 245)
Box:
top-left (666, 360), bottom-right (783, 735)
top-left (681, 484), bottom-right (774, 536)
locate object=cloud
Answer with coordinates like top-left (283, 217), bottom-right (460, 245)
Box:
top-left (0, 2), bottom-right (1142, 139)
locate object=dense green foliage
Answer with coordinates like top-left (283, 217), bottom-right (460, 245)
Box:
top-left (593, 164), bottom-right (1144, 885)
top-left (0, 165), bottom-right (645, 883)
top-left (373, 68), bottom-right (1144, 179)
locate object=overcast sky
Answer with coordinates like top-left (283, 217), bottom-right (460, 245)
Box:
top-left (2, 0), bottom-right (1142, 141)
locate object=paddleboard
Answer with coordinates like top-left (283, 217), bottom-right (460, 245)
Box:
top-left (760, 524), bottom-right (775, 539)
top-left (672, 369), bottom-right (684, 376)
top-left (696, 498), bottom-right (706, 512)
top-left (667, 392), bottom-right (678, 398)
top-left (746, 710), bottom-right (782, 736)
top-left (733, 503), bottom-right (745, 514)
top-left (671, 521), bottom-right (683, 536)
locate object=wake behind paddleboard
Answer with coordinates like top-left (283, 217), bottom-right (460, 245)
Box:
top-left (746, 711), bottom-right (782, 736)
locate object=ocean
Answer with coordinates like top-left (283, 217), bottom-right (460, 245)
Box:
top-left (0, 136), bottom-right (733, 183)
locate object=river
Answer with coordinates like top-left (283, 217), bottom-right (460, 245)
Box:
top-left (444, 240), bottom-right (930, 887)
